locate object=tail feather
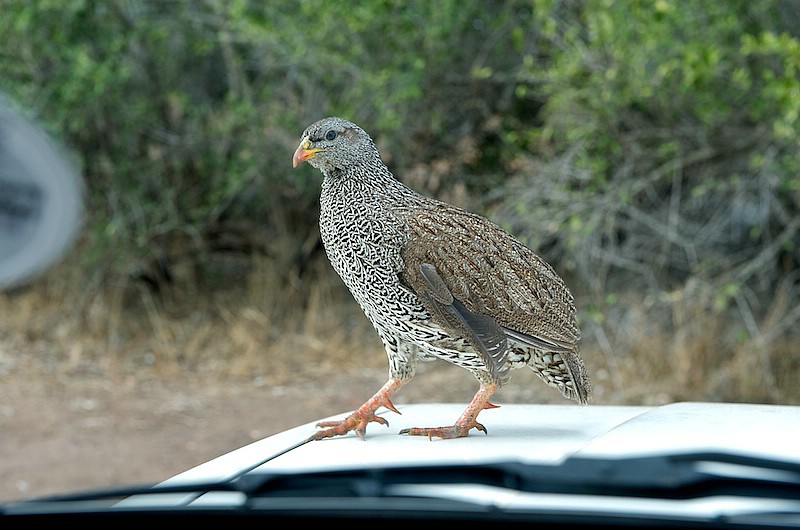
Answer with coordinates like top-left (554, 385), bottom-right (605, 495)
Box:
top-left (515, 343), bottom-right (591, 404)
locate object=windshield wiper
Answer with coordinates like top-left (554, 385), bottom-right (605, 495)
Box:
top-left (240, 451), bottom-right (800, 501)
top-left (4, 451), bottom-right (799, 514)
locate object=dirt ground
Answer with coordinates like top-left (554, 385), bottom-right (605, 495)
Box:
top-left (0, 366), bottom-right (389, 503)
top-left (1, 358), bottom-right (572, 504)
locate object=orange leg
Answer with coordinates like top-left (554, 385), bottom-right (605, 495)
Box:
top-left (400, 383), bottom-right (499, 440)
top-left (305, 378), bottom-right (407, 443)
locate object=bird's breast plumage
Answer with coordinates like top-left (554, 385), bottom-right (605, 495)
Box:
top-left (319, 174), bottom-right (406, 291)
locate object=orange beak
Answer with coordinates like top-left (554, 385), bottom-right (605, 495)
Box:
top-left (292, 138), bottom-right (324, 168)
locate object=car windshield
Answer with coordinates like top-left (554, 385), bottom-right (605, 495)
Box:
top-left (4, 452), bottom-right (800, 528)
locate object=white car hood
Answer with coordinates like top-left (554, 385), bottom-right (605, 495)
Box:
top-left (166, 401), bottom-right (800, 485)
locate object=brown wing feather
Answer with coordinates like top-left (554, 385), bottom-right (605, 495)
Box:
top-left (415, 263), bottom-right (510, 384)
top-left (401, 202), bottom-right (580, 350)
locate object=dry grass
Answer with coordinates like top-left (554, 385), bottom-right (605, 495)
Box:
top-left (580, 281), bottom-right (800, 406)
top-left (1, 250), bottom-right (798, 407)
top-left (0, 251), bottom-right (384, 385)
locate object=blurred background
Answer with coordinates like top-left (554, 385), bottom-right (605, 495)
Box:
top-left (1, 0), bottom-right (799, 499)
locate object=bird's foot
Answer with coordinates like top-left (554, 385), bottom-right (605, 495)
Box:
top-left (399, 386), bottom-right (499, 440)
top-left (399, 421), bottom-right (487, 440)
top-left (303, 379), bottom-right (406, 443)
top-left (305, 410), bottom-right (391, 443)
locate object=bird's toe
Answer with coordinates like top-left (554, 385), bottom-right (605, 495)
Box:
top-left (398, 423), bottom-right (482, 440)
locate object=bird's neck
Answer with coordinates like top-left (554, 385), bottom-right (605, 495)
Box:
top-left (321, 159), bottom-right (419, 205)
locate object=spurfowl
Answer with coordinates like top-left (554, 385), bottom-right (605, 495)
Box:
top-left (293, 117), bottom-right (590, 441)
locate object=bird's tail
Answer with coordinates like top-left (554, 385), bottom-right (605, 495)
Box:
top-left (563, 347), bottom-right (591, 404)
top-left (524, 346), bottom-right (592, 405)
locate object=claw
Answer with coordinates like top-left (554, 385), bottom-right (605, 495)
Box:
top-left (371, 415), bottom-right (390, 426)
top-left (303, 379), bottom-right (408, 442)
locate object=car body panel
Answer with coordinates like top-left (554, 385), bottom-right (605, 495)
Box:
top-left (164, 401), bottom-right (800, 486)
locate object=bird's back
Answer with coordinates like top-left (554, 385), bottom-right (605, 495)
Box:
top-left (400, 200), bottom-right (580, 347)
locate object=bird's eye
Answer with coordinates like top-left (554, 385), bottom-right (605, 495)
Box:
top-left (324, 129), bottom-right (337, 141)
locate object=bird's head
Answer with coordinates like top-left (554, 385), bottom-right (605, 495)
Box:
top-left (292, 117), bottom-right (380, 175)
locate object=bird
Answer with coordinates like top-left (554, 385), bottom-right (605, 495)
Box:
top-left (292, 117), bottom-right (590, 441)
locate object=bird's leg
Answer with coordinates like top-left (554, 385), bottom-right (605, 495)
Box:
top-left (399, 383), bottom-right (498, 440)
top-left (304, 378), bottom-right (407, 443)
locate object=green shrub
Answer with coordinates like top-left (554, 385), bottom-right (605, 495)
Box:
top-left (495, 0), bottom-right (800, 314)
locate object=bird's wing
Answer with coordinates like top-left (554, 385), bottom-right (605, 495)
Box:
top-left (400, 203), bottom-right (580, 354)
top-left (414, 262), bottom-right (510, 384)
